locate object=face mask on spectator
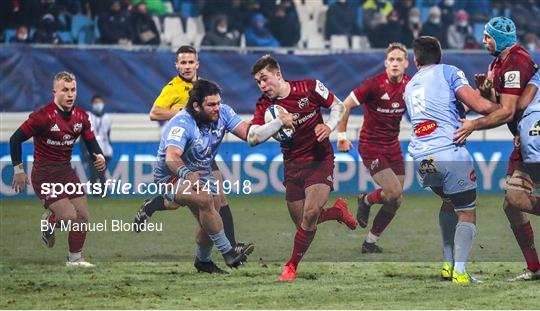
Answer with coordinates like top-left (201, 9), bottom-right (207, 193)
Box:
top-left (17, 33), bottom-right (28, 40)
top-left (410, 16), bottom-right (420, 24)
top-left (93, 102), bottom-right (105, 114)
top-left (431, 17), bottom-right (441, 24)
top-left (444, 0), bottom-right (454, 6)
top-left (528, 43), bottom-right (536, 51)
top-left (458, 20), bottom-right (468, 27)
top-left (217, 25), bottom-right (227, 34)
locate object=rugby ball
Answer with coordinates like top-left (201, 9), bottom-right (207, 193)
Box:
top-left (264, 105), bottom-right (294, 142)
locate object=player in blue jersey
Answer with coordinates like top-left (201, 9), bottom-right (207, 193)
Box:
top-left (133, 79), bottom-right (294, 273)
top-left (404, 37), bottom-right (499, 284)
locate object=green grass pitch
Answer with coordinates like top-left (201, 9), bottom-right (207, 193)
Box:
top-left (1, 194), bottom-right (539, 309)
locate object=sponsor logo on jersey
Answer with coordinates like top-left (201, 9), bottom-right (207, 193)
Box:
top-left (298, 97), bottom-right (308, 109)
top-left (167, 126), bottom-right (185, 141)
top-left (529, 120), bottom-right (540, 136)
top-left (327, 175), bottom-right (333, 182)
top-left (73, 123), bottom-right (82, 133)
top-left (63, 134), bottom-right (72, 140)
top-left (504, 71), bottom-right (520, 88)
top-left (414, 120), bottom-right (438, 137)
top-left (315, 80), bottom-right (329, 100)
top-left (370, 159), bottom-right (379, 171)
top-left (456, 70), bottom-right (469, 85)
top-left (391, 102), bottom-right (400, 108)
top-left (293, 111), bottom-right (317, 126)
top-left (418, 157), bottom-right (439, 175)
top-left (470, 170), bottom-right (477, 182)
top-left (380, 93), bottom-right (390, 100)
top-left (50, 124), bottom-right (60, 132)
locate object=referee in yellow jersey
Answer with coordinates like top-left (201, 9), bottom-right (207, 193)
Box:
top-left (136, 46), bottom-right (252, 273)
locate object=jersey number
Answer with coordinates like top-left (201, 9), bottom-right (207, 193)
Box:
top-left (409, 87), bottom-right (426, 116)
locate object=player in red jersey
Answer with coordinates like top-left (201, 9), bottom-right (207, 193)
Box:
top-left (10, 72), bottom-right (106, 267)
top-left (455, 17), bottom-right (540, 281)
top-left (337, 43), bottom-right (410, 254)
top-left (249, 55), bottom-right (357, 281)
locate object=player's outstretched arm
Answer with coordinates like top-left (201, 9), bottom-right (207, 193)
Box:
top-left (149, 105), bottom-right (179, 121)
top-left (517, 83), bottom-right (538, 111)
top-left (245, 119), bottom-right (283, 146)
top-left (9, 128), bottom-right (30, 193)
top-left (336, 94), bottom-right (357, 152)
top-left (454, 90), bottom-right (517, 144)
top-left (456, 85), bottom-right (499, 115)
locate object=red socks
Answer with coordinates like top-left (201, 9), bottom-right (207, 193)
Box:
top-left (68, 230), bottom-right (87, 253)
top-left (286, 227), bottom-right (316, 269)
top-left (370, 209), bottom-right (396, 236)
top-left (512, 221), bottom-right (540, 273)
top-left (366, 189), bottom-right (383, 205)
top-left (317, 207), bottom-right (341, 224)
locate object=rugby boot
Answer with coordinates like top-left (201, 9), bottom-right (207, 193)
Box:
top-left (333, 198), bottom-right (358, 230)
top-left (356, 193), bottom-right (371, 228)
top-left (41, 210), bottom-right (56, 248)
top-left (508, 268), bottom-right (540, 281)
top-left (223, 248), bottom-right (247, 268)
top-left (133, 199), bottom-right (151, 233)
top-left (279, 263), bottom-right (297, 281)
top-left (361, 241), bottom-right (383, 253)
top-left (440, 261), bottom-right (453, 281)
top-left (194, 258), bottom-right (229, 274)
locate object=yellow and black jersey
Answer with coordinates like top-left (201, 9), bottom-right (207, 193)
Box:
top-left (153, 75), bottom-right (195, 111)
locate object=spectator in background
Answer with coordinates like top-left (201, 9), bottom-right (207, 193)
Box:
top-left (524, 33), bottom-right (539, 52)
top-left (131, 2), bottom-right (160, 45)
top-left (10, 25), bottom-right (31, 44)
top-left (462, 34), bottom-right (481, 50)
top-left (393, 0), bottom-right (415, 25)
top-left (98, 0), bottom-right (132, 45)
top-left (268, 0), bottom-right (300, 47)
top-left (447, 10), bottom-right (472, 49)
top-left (201, 15), bottom-right (240, 47)
top-left (202, 0), bottom-right (249, 34)
top-left (363, 0), bottom-right (393, 31)
top-left (511, 0), bottom-right (540, 41)
top-left (370, 10), bottom-right (408, 48)
top-left (245, 13), bottom-right (279, 48)
top-left (32, 14), bottom-right (62, 44)
top-left (439, 0), bottom-right (456, 29)
top-left (420, 6), bottom-right (447, 48)
top-left (132, 0), bottom-right (167, 16)
top-left (326, 0), bottom-right (356, 39)
top-left (457, 0), bottom-right (491, 23)
top-left (83, 95), bottom-right (113, 194)
top-left (405, 7), bottom-right (422, 42)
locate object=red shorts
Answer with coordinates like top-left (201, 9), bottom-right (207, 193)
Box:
top-left (284, 159), bottom-right (334, 202)
top-left (506, 148), bottom-right (524, 176)
top-left (31, 163), bottom-right (84, 208)
top-left (359, 143), bottom-right (405, 176)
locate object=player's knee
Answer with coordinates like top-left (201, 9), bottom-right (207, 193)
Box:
top-left (195, 194), bottom-right (214, 212)
top-left (505, 190), bottom-right (529, 211)
top-left (56, 210), bottom-right (78, 223)
top-left (302, 208), bottom-right (319, 226)
top-left (440, 199), bottom-right (454, 213)
top-left (76, 209), bottom-right (89, 223)
top-left (384, 188), bottom-right (403, 206)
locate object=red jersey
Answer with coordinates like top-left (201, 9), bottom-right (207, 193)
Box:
top-left (20, 102), bottom-right (95, 163)
top-left (489, 45), bottom-right (537, 135)
top-left (351, 72), bottom-right (410, 146)
top-left (251, 79), bottom-right (335, 162)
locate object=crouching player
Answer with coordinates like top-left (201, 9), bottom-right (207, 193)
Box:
top-left (10, 72), bottom-right (106, 267)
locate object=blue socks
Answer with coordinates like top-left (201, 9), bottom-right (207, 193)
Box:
top-left (209, 230), bottom-right (233, 255)
top-left (453, 221), bottom-right (477, 274)
top-left (439, 210), bottom-right (458, 264)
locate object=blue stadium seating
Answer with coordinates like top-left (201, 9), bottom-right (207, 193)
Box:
top-left (58, 31), bottom-right (74, 44)
top-left (72, 14), bottom-right (95, 44)
top-left (4, 29), bottom-right (16, 43)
